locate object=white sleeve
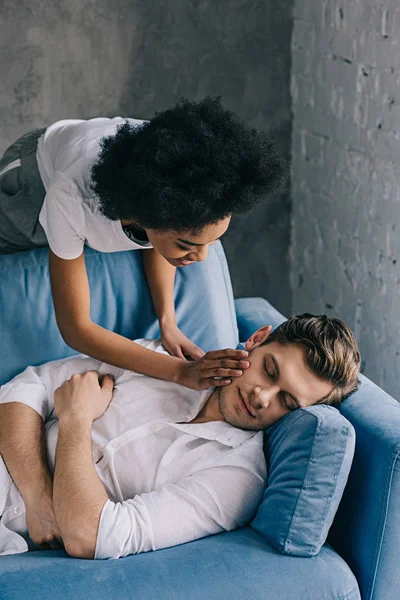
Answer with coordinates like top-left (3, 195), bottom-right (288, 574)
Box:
top-left (0, 342), bottom-right (161, 423)
top-left (94, 458), bottom-right (266, 560)
top-left (0, 366), bottom-right (50, 421)
top-left (39, 171), bottom-right (85, 260)
top-left (132, 339), bottom-right (170, 355)
top-left (0, 355), bottom-right (103, 421)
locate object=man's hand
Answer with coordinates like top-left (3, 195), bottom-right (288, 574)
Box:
top-left (177, 348), bottom-right (250, 390)
top-left (24, 487), bottom-right (64, 549)
top-left (160, 323), bottom-right (205, 360)
top-left (54, 372), bottom-right (114, 424)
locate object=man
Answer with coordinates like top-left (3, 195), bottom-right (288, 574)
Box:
top-left (0, 314), bottom-right (360, 560)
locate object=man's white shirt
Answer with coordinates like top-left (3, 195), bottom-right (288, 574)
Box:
top-left (0, 340), bottom-right (266, 559)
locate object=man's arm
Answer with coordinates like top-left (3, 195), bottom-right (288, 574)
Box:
top-left (50, 369), bottom-right (262, 560)
top-left (95, 453), bottom-right (266, 560)
top-left (52, 371), bottom-right (113, 558)
top-left (0, 403), bottom-right (51, 500)
top-left (0, 402), bottom-right (62, 547)
top-left (53, 415), bottom-right (108, 558)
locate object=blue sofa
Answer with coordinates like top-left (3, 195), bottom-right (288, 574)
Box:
top-left (0, 243), bottom-right (399, 600)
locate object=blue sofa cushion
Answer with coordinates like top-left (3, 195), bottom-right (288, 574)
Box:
top-left (251, 404), bottom-right (356, 557)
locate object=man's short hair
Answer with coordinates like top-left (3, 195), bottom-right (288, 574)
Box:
top-left (263, 314), bottom-right (361, 407)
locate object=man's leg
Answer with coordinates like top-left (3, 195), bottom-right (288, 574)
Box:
top-left (0, 128), bottom-right (47, 254)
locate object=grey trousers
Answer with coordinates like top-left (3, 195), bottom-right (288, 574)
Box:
top-left (0, 128), bottom-right (48, 254)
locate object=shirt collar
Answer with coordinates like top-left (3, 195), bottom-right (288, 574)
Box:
top-left (170, 420), bottom-right (259, 447)
top-left (172, 388), bottom-right (261, 448)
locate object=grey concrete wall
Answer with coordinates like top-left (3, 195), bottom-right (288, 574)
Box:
top-left (290, 0), bottom-right (400, 399)
top-left (0, 0), bottom-right (293, 315)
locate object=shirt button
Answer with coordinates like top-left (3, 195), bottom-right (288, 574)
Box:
top-left (13, 506), bottom-right (20, 515)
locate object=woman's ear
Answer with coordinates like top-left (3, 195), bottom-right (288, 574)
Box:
top-left (245, 325), bottom-right (272, 352)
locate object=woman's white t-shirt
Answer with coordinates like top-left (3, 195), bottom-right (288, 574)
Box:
top-left (37, 117), bottom-right (152, 260)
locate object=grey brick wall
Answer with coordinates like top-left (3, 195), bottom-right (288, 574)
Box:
top-left (0, 0), bottom-right (293, 315)
top-left (291, 0), bottom-right (400, 398)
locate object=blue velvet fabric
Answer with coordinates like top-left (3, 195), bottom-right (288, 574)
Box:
top-left (236, 297), bottom-right (400, 600)
top-left (0, 529), bottom-right (359, 600)
top-left (0, 243), bottom-right (238, 386)
top-left (252, 405), bottom-right (355, 557)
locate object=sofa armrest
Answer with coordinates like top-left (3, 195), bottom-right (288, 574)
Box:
top-left (234, 297), bottom-right (286, 341)
top-left (328, 377), bottom-right (400, 600)
top-left (235, 296), bottom-right (400, 600)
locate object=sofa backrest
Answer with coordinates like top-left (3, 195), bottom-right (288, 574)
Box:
top-left (0, 243), bottom-right (238, 385)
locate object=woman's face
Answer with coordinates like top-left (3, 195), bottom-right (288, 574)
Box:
top-left (145, 217), bottom-right (231, 267)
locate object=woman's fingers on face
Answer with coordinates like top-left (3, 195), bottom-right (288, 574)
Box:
top-left (210, 379), bottom-right (232, 386)
top-left (205, 348), bottom-right (248, 360)
top-left (203, 368), bottom-right (243, 379)
top-left (204, 358), bottom-right (249, 370)
top-left (223, 359), bottom-right (249, 369)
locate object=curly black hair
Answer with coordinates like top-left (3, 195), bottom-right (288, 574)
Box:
top-left (90, 96), bottom-right (287, 232)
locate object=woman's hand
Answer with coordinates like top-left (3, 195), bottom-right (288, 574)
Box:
top-left (177, 348), bottom-right (250, 390)
top-left (160, 323), bottom-right (205, 360)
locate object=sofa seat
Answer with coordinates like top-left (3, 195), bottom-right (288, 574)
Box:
top-left (0, 528), bottom-right (360, 600)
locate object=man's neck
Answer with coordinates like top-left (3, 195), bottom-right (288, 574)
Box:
top-left (189, 388), bottom-right (222, 424)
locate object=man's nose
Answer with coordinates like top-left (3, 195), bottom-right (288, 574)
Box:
top-left (253, 385), bottom-right (280, 408)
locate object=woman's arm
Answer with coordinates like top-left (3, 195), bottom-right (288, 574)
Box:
top-left (49, 250), bottom-right (248, 388)
top-left (142, 247), bottom-right (177, 330)
top-left (49, 250), bottom-right (183, 380)
top-left (142, 248), bottom-right (204, 359)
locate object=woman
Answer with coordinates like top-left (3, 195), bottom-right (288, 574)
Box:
top-left (0, 96), bottom-right (286, 389)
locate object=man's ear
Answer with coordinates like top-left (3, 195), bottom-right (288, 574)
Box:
top-left (244, 325), bottom-right (273, 352)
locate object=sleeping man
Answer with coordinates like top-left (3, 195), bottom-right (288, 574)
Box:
top-left (0, 314), bottom-right (360, 559)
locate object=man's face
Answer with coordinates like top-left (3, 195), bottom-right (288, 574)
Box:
top-left (145, 217), bottom-right (231, 267)
top-left (217, 338), bottom-right (334, 431)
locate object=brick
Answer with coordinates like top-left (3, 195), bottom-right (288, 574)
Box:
top-left (368, 98), bottom-right (400, 132)
top-left (319, 55), bottom-right (358, 89)
top-left (316, 29), bottom-right (333, 54)
top-left (344, 4), bottom-right (376, 32)
top-left (374, 130), bottom-right (400, 162)
top-left (292, 74), bottom-right (315, 108)
top-left (314, 82), bottom-right (336, 113)
top-left (330, 30), bottom-right (356, 61)
top-left (378, 69), bottom-right (400, 102)
top-left (291, 49), bottom-right (319, 79)
top-left (375, 37), bottom-right (400, 69)
top-left (291, 127), bottom-right (305, 162)
top-left (292, 19), bottom-right (316, 51)
top-left (293, 0), bottom-right (324, 25)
